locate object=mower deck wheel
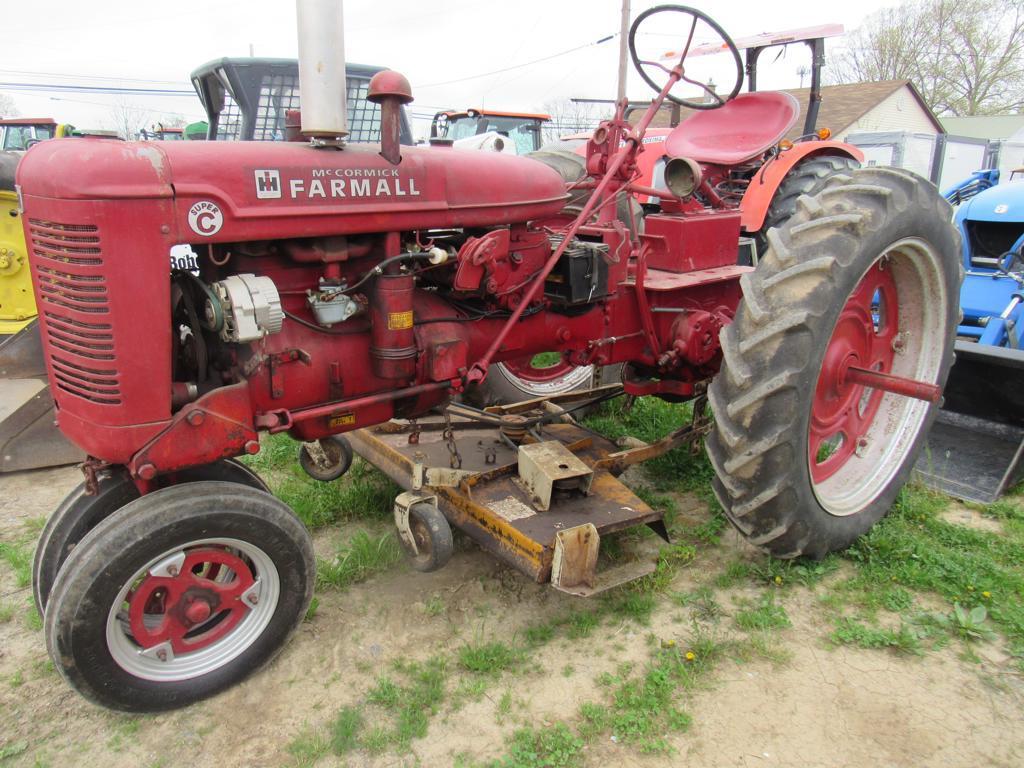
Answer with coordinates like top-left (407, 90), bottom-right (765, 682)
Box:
top-left (403, 503), bottom-right (453, 573)
top-left (298, 435), bottom-right (354, 482)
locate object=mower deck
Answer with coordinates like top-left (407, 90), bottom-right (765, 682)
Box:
top-left (347, 397), bottom-right (673, 595)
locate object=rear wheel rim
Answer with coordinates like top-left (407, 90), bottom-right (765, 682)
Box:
top-left (498, 355), bottom-right (593, 394)
top-left (105, 537), bottom-right (280, 682)
top-left (809, 238), bottom-right (948, 516)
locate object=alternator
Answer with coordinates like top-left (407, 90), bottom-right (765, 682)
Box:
top-left (205, 273), bottom-right (284, 342)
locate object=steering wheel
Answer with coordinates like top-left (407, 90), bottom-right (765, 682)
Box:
top-left (629, 5), bottom-right (743, 110)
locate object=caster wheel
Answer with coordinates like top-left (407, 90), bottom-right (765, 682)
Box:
top-left (298, 436), bottom-right (353, 482)
top-left (43, 481), bottom-right (314, 712)
top-left (32, 459), bottom-right (268, 615)
top-left (401, 503), bottom-right (453, 573)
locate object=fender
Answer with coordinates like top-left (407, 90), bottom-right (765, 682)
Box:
top-left (739, 141), bottom-right (864, 233)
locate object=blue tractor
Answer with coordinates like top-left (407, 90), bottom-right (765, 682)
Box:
top-left (915, 168), bottom-right (1024, 502)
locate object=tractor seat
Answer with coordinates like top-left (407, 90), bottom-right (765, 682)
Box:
top-left (664, 91), bottom-right (801, 166)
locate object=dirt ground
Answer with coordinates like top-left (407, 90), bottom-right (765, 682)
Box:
top-left (1, 464), bottom-right (1023, 768)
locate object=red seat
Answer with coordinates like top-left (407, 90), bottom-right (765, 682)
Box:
top-left (664, 91), bottom-right (801, 166)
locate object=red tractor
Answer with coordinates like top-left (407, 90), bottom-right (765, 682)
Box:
top-left (19, 4), bottom-right (960, 711)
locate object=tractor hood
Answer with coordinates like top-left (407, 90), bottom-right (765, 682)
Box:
top-left (16, 138), bottom-right (569, 242)
top-left (959, 181), bottom-right (1024, 223)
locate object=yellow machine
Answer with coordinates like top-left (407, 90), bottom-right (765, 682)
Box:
top-left (0, 150), bottom-right (83, 471)
top-left (0, 183), bottom-right (34, 334)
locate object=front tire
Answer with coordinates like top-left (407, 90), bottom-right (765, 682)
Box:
top-left (707, 168), bottom-right (961, 558)
top-left (32, 459), bottom-right (269, 614)
top-left (44, 481), bottom-right (314, 712)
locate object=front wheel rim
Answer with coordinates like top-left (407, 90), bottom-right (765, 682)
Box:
top-left (809, 237), bottom-right (948, 517)
top-left (105, 537), bottom-right (281, 682)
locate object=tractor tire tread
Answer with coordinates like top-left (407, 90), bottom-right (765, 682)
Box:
top-left (708, 167), bottom-right (960, 559)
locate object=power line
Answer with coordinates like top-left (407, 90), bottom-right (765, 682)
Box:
top-left (413, 33), bottom-right (617, 89)
top-left (0, 81), bottom-right (195, 97)
top-left (0, 69), bottom-right (188, 86)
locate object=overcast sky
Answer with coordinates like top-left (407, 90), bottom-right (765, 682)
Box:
top-left (3, 0), bottom-right (902, 139)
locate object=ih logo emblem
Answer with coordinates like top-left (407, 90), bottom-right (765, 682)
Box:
top-left (254, 169), bottom-right (282, 199)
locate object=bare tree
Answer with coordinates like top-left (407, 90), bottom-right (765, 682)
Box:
top-left (832, 0), bottom-right (1024, 116)
top-left (540, 100), bottom-right (609, 143)
top-left (108, 98), bottom-right (151, 140)
top-left (156, 114), bottom-right (188, 129)
top-left (0, 93), bottom-right (19, 118)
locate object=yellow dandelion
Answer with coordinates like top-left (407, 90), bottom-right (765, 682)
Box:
top-left (685, 651), bottom-right (696, 661)
top-left (983, 591), bottom-right (992, 599)
top-left (774, 575), bottom-right (783, 585)
top-left (968, 585), bottom-right (975, 592)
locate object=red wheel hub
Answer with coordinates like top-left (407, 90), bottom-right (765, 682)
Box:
top-left (128, 548), bottom-right (256, 655)
top-left (810, 262), bottom-right (898, 483)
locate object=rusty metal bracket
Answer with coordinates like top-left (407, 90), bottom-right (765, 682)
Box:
top-left (393, 490), bottom-right (437, 556)
top-left (267, 349), bottom-right (312, 399)
top-left (593, 395), bottom-right (709, 475)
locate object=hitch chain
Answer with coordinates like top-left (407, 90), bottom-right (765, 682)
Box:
top-left (442, 411), bottom-right (463, 469)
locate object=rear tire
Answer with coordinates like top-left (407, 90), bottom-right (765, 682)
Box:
top-left (707, 167), bottom-right (961, 558)
top-left (756, 154), bottom-right (860, 254)
top-left (32, 459), bottom-right (268, 614)
top-left (44, 481), bottom-right (314, 712)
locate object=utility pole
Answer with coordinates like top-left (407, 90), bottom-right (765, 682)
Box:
top-left (616, 0), bottom-right (630, 102)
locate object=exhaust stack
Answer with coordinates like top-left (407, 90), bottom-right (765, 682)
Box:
top-left (296, 0), bottom-right (348, 140)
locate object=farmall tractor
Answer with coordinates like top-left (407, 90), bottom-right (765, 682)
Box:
top-left (17, 3), bottom-right (960, 711)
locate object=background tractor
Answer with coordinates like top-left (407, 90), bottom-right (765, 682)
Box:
top-left (0, 117), bottom-right (75, 150)
top-left (429, 108), bottom-right (550, 154)
top-left (914, 169), bottom-right (1024, 502)
top-left (17, 2), bottom-right (960, 712)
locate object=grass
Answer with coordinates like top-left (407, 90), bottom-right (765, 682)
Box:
top-left (734, 593), bottom-right (791, 632)
top-left (583, 397), bottom-right (714, 493)
top-left (329, 707), bottom-right (362, 755)
top-left (577, 635), bottom-right (724, 753)
top-left (458, 641), bottom-right (523, 676)
top-left (672, 586), bottom-right (724, 623)
top-left (316, 529), bottom-right (402, 589)
top-left (285, 724), bottom-right (330, 767)
top-left (0, 538), bottom-right (32, 588)
top-left (488, 724), bottom-right (584, 768)
top-left (241, 432), bottom-right (397, 529)
top-left (836, 484), bottom-right (1024, 657)
top-left (564, 610), bottom-right (600, 639)
top-left (830, 617), bottom-right (924, 654)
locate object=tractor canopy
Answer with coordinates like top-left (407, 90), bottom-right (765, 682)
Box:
top-left (190, 57), bottom-right (413, 145)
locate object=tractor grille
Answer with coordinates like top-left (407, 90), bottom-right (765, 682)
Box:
top-left (27, 219), bottom-right (121, 405)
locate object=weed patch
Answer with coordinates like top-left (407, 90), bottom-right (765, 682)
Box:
top-left (734, 594), bottom-right (791, 632)
top-left (458, 641), bottom-right (523, 676)
top-left (489, 724), bottom-right (584, 768)
top-left (317, 529), bottom-right (401, 589)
